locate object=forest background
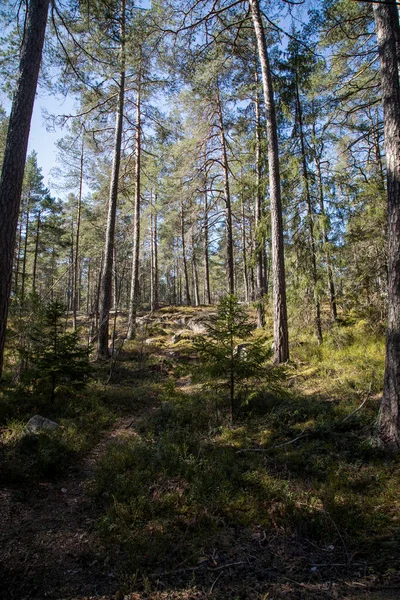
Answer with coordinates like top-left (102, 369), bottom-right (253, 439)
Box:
top-left (1, 0), bottom-right (400, 598)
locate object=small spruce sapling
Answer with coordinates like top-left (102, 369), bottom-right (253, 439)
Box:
top-left (195, 295), bottom-right (267, 420)
top-left (19, 300), bottom-right (92, 402)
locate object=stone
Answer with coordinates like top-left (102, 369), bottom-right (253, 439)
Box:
top-left (25, 415), bottom-right (60, 434)
top-left (187, 319), bottom-right (207, 335)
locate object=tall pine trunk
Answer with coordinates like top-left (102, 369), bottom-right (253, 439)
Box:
top-left (295, 77), bottom-right (322, 344)
top-left (254, 71), bottom-right (265, 326)
top-left (73, 136), bottom-right (84, 331)
top-left (180, 197), bottom-right (191, 306)
top-left (203, 166), bottom-right (211, 305)
top-left (20, 200), bottom-right (30, 306)
top-left (0, 0), bottom-right (50, 377)
top-left (241, 190), bottom-right (249, 303)
top-left (97, 0), bottom-right (125, 358)
top-left (312, 141), bottom-right (337, 322)
top-left (216, 85), bottom-right (234, 295)
top-left (374, 2), bottom-right (400, 450)
top-left (249, 0), bottom-right (289, 362)
top-left (32, 209), bottom-right (41, 294)
top-left (127, 77), bottom-right (142, 339)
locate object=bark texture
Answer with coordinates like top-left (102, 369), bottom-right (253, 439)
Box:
top-left (216, 85), bottom-right (235, 295)
top-left (97, 1), bottom-right (125, 357)
top-left (127, 80), bottom-right (141, 339)
top-left (249, 0), bottom-right (289, 362)
top-left (0, 0), bottom-right (50, 377)
top-left (374, 2), bottom-right (400, 450)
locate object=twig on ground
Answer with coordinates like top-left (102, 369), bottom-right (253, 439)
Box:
top-left (341, 377), bottom-right (373, 423)
top-left (209, 571), bottom-right (223, 594)
top-left (236, 428), bottom-right (307, 454)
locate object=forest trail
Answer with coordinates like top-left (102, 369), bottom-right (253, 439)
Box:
top-left (0, 411), bottom-right (147, 600)
top-left (1, 311), bottom-right (400, 600)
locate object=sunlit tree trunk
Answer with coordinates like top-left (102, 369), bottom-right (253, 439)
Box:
top-left (127, 74), bottom-right (141, 339)
top-left (241, 191), bottom-right (249, 303)
top-left (216, 84), bottom-right (235, 295)
top-left (73, 136), bottom-right (84, 331)
top-left (0, 0), bottom-right (50, 377)
top-left (180, 197), bottom-right (191, 306)
top-left (295, 77), bottom-right (322, 343)
top-left (249, 0), bottom-right (289, 362)
top-left (32, 209), bottom-right (41, 294)
top-left (97, 0), bottom-right (125, 358)
top-left (254, 71), bottom-right (265, 326)
top-left (374, 1), bottom-right (400, 450)
top-left (203, 168), bottom-right (211, 305)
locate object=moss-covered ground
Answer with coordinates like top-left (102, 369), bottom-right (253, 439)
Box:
top-left (0, 307), bottom-right (399, 599)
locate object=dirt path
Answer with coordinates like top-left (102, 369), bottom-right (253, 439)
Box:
top-left (0, 415), bottom-right (140, 600)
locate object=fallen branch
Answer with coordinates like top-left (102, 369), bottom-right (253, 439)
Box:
top-left (236, 428), bottom-right (307, 454)
top-left (341, 378), bottom-right (373, 423)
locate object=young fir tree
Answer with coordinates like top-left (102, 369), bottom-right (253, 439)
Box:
top-left (195, 295), bottom-right (268, 420)
top-left (18, 300), bottom-right (91, 402)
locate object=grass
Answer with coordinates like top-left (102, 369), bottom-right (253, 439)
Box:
top-left (1, 306), bottom-right (399, 595)
top-left (87, 313), bottom-right (400, 589)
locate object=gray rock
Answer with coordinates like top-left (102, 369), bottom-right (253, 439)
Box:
top-left (172, 329), bottom-right (192, 344)
top-left (187, 320), bottom-right (207, 335)
top-left (25, 415), bottom-right (60, 434)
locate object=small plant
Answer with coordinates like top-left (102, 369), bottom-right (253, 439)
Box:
top-left (195, 295), bottom-right (268, 419)
top-left (18, 300), bottom-right (92, 401)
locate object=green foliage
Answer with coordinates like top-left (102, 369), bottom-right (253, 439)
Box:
top-left (194, 295), bottom-right (269, 419)
top-left (17, 299), bottom-right (92, 401)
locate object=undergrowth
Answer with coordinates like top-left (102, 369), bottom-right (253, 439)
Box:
top-left (90, 316), bottom-right (400, 582)
top-left (1, 308), bottom-right (399, 589)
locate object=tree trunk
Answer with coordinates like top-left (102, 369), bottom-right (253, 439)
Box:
top-left (249, 0), bottom-right (289, 363)
top-left (32, 209), bottom-right (41, 294)
top-left (192, 226), bottom-right (200, 306)
top-left (14, 207), bottom-right (24, 296)
top-left (295, 77), bottom-right (322, 344)
top-left (127, 78), bottom-right (141, 339)
top-left (216, 84), bottom-right (235, 295)
top-left (153, 194), bottom-right (159, 310)
top-left (203, 170), bottom-right (212, 305)
top-left (254, 72), bottom-right (265, 326)
top-left (73, 136), bottom-right (84, 331)
top-left (241, 191), bottom-right (249, 303)
top-left (313, 144), bottom-right (337, 322)
top-left (0, 0), bottom-right (50, 376)
top-left (97, 0), bottom-right (125, 358)
top-left (374, 2), bottom-right (400, 450)
top-left (180, 197), bottom-right (191, 306)
top-left (20, 200), bottom-right (30, 306)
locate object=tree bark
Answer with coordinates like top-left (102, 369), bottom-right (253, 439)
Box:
top-left (254, 71), bottom-right (265, 326)
top-left (295, 76), bottom-right (322, 344)
top-left (313, 142), bottom-right (337, 322)
top-left (0, 0), bottom-right (50, 377)
top-left (127, 76), bottom-right (142, 339)
top-left (216, 84), bottom-right (235, 295)
top-left (203, 167), bottom-right (212, 305)
top-left (20, 199), bottom-right (30, 306)
top-left (249, 0), bottom-right (289, 362)
top-left (97, 0), bottom-right (125, 358)
top-left (180, 197), bottom-right (191, 306)
top-left (153, 193), bottom-right (159, 310)
top-left (32, 209), bottom-right (41, 294)
top-left (374, 1), bottom-right (400, 450)
top-left (192, 226), bottom-right (200, 306)
top-left (241, 190), bottom-right (249, 303)
top-left (73, 136), bottom-right (84, 331)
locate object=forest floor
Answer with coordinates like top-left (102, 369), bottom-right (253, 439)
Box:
top-left (1, 306), bottom-right (400, 600)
